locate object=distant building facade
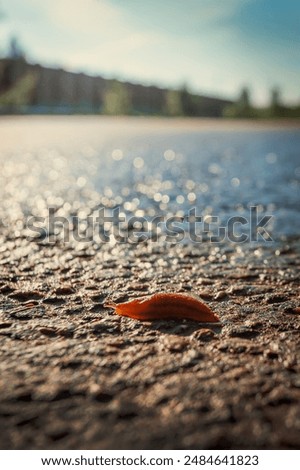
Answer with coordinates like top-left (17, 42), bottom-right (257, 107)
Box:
top-left (0, 58), bottom-right (232, 115)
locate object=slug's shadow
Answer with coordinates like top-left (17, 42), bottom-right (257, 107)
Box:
top-left (147, 319), bottom-right (223, 336)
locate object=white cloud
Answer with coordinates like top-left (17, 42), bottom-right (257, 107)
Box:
top-left (19, 2), bottom-right (157, 58)
top-left (44, 0), bottom-right (123, 36)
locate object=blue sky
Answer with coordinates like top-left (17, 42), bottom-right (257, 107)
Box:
top-left (0, 0), bottom-right (299, 105)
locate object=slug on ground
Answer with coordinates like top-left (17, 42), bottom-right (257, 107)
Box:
top-left (104, 292), bottom-right (220, 322)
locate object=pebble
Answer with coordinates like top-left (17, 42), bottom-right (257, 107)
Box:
top-left (226, 326), bottom-right (260, 339)
top-left (0, 322), bottom-right (12, 329)
top-left (215, 291), bottom-right (227, 300)
top-left (39, 327), bottom-right (57, 337)
top-left (192, 329), bottom-right (217, 342)
top-left (55, 286), bottom-right (76, 295)
top-left (9, 291), bottom-right (44, 301)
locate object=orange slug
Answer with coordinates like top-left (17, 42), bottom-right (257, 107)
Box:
top-left (104, 292), bottom-right (220, 323)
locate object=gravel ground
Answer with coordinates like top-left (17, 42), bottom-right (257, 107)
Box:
top-left (0, 236), bottom-right (299, 449)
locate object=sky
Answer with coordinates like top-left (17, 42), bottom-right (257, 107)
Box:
top-left (0, 0), bottom-right (299, 105)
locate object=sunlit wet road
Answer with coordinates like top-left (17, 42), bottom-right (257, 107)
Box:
top-left (0, 116), bottom-right (299, 241)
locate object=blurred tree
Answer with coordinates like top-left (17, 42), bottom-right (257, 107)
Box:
top-left (179, 83), bottom-right (198, 116)
top-left (165, 89), bottom-right (183, 116)
top-left (239, 87), bottom-right (250, 108)
top-left (102, 80), bottom-right (131, 115)
top-left (8, 36), bottom-right (25, 59)
top-left (271, 87), bottom-right (280, 107)
top-left (267, 86), bottom-right (284, 117)
top-left (223, 86), bottom-right (257, 118)
top-left (0, 71), bottom-right (38, 111)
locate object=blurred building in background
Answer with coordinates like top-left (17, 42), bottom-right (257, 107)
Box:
top-left (1, 55), bottom-right (299, 117)
top-left (0, 57), bottom-right (232, 116)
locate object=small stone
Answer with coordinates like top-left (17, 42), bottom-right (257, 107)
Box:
top-left (45, 425), bottom-right (70, 441)
top-left (0, 322), bottom-right (12, 329)
top-left (9, 291), bottom-right (44, 301)
top-left (43, 296), bottom-right (65, 305)
top-left (265, 294), bottom-right (287, 304)
top-left (192, 329), bottom-right (216, 342)
top-left (0, 285), bottom-right (14, 294)
top-left (55, 286), bottom-right (75, 295)
top-left (89, 293), bottom-right (108, 302)
top-left (166, 337), bottom-right (189, 352)
top-left (112, 400), bottom-right (139, 420)
top-left (56, 326), bottom-right (75, 337)
top-left (266, 388), bottom-right (294, 406)
top-left (284, 306), bottom-right (300, 315)
top-left (39, 326), bottom-right (57, 337)
top-left (264, 350), bottom-right (279, 359)
top-left (91, 387), bottom-right (114, 402)
top-left (227, 326), bottom-right (259, 339)
top-left (198, 290), bottom-right (213, 300)
top-left (215, 291), bottom-right (227, 300)
top-left (10, 311), bottom-right (33, 320)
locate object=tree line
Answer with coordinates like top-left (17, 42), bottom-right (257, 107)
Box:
top-left (223, 86), bottom-right (300, 119)
top-left (0, 57), bottom-right (299, 118)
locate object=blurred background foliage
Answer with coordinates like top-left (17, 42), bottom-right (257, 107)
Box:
top-left (1, 50), bottom-right (299, 118)
top-left (103, 81), bottom-right (131, 115)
